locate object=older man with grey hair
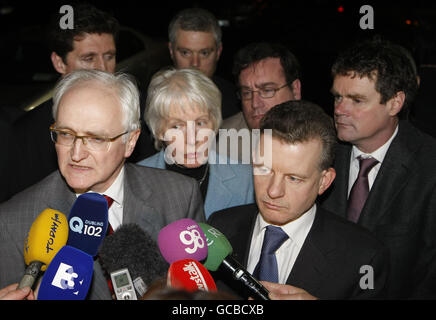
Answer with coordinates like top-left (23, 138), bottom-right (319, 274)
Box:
top-left (0, 69), bottom-right (205, 299)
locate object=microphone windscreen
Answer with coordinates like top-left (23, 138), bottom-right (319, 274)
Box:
top-left (167, 259), bottom-right (217, 292)
top-left (99, 224), bottom-right (168, 291)
top-left (24, 209), bottom-right (69, 271)
top-left (37, 245), bottom-right (94, 300)
top-left (67, 192), bottom-right (108, 256)
top-left (198, 223), bottom-right (233, 271)
top-left (158, 219), bottom-right (207, 264)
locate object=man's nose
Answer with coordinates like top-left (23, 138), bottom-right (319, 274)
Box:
top-left (190, 53), bottom-right (200, 68)
top-left (71, 138), bottom-right (89, 162)
top-left (267, 174), bottom-right (285, 199)
top-left (251, 91), bottom-right (265, 110)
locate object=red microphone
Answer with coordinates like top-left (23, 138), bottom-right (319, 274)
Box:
top-left (167, 259), bottom-right (217, 292)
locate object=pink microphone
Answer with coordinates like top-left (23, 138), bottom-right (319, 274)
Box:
top-left (167, 259), bottom-right (217, 292)
top-left (158, 219), bottom-right (207, 263)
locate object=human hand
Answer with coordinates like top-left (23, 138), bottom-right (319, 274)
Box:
top-left (260, 281), bottom-right (318, 300)
top-left (0, 283), bottom-right (35, 300)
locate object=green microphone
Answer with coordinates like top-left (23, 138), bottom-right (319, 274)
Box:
top-left (198, 222), bottom-right (270, 300)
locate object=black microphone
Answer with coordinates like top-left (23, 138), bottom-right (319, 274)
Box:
top-left (198, 223), bottom-right (270, 300)
top-left (98, 224), bottom-right (169, 298)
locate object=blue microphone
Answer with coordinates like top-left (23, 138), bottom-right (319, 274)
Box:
top-left (67, 193), bottom-right (109, 256)
top-left (37, 245), bottom-right (94, 300)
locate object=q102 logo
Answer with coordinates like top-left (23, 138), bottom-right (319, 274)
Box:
top-left (69, 217), bottom-right (103, 237)
top-left (179, 227), bottom-right (205, 254)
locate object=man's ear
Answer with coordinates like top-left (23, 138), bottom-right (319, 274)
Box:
top-left (124, 129), bottom-right (141, 158)
top-left (216, 43), bottom-right (223, 61)
top-left (50, 52), bottom-right (67, 74)
top-left (290, 79), bottom-right (302, 100)
top-left (318, 167), bottom-right (336, 195)
top-left (168, 42), bottom-right (175, 62)
top-left (387, 91), bottom-right (405, 116)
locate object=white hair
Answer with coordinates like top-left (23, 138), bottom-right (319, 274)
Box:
top-left (52, 69), bottom-right (141, 141)
top-left (145, 67), bottom-right (222, 150)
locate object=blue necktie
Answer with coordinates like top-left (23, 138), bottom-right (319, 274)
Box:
top-left (253, 225), bottom-right (289, 283)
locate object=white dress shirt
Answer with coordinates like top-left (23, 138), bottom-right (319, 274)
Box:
top-left (348, 125), bottom-right (398, 196)
top-left (76, 166), bottom-right (125, 231)
top-left (247, 204), bottom-right (316, 284)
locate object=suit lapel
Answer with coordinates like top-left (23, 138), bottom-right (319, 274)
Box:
top-left (226, 204), bottom-right (258, 267)
top-left (47, 172), bottom-right (77, 215)
top-left (122, 164), bottom-right (163, 240)
top-left (324, 143), bottom-right (351, 219)
top-left (359, 123), bottom-right (415, 229)
top-left (286, 208), bottom-right (333, 295)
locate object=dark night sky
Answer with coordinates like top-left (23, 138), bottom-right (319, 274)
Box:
top-left (1, 0), bottom-right (436, 113)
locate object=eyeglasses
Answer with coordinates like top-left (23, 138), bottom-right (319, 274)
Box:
top-left (49, 123), bottom-right (128, 151)
top-left (237, 83), bottom-right (289, 100)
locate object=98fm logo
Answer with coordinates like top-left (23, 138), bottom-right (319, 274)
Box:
top-left (69, 217), bottom-right (103, 237)
top-left (180, 228), bottom-right (205, 254)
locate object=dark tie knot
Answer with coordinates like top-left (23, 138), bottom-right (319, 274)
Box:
top-left (357, 156), bottom-right (379, 178)
top-left (262, 225), bottom-right (289, 255)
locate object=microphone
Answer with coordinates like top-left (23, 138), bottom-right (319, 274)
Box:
top-left (167, 259), bottom-right (217, 292)
top-left (158, 218), bottom-right (208, 264)
top-left (36, 245), bottom-right (94, 300)
top-left (198, 222), bottom-right (270, 300)
top-left (19, 208), bottom-right (69, 289)
top-left (98, 224), bottom-right (169, 298)
top-left (67, 192), bottom-right (109, 256)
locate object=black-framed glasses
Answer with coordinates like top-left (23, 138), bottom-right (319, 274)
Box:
top-left (237, 83), bottom-right (289, 100)
top-left (49, 123), bottom-right (128, 151)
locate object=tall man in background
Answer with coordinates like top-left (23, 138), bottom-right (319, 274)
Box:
top-left (320, 37), bottom-right (436, 299)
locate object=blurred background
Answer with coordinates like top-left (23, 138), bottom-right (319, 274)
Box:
top-left (1, 0), bottom-right (435, 118)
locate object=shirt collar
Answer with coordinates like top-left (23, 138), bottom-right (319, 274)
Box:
top-left (256, 204), bottom-right (316, 248)
top-left (352, 125), bottom-right (399, 163)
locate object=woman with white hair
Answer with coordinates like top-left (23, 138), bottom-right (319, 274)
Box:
top-left (137, 68), bottom-right (254, 218)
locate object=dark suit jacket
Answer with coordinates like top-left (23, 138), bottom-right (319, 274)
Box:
top-left (0, 163), bottom-right (205, 299)
top-left (208, 203), bottom-right (389, 300)
top-left (320, 121), bottom-right (436, 299)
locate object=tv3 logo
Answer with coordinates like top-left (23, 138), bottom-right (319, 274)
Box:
top-left (180, 228), bottom-right (205, 254)
top-left (51, 262), bottom-right (79, 290)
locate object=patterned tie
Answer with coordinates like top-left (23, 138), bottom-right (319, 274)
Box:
top-left (103, 195), bottom-right (114, 235)
top-left (346, 156), bottom-right (379, 223)
top-left (253, 225), bottom-right (289, 283)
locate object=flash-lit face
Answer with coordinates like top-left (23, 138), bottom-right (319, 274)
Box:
top-left (239, 58), bottom-right (300, 129)
top-left (54, 33), bottom-right (116, 74)
top-left (332, 74), bottom-right (401, 153)
top-left (253, 136), bottom-right (335, 225)
top-left (160, 98), bottom-right (215, 168)
top-left (55, 81), bottom-right (138, 193)
top-left (169, 30), bottom-right (222, 78)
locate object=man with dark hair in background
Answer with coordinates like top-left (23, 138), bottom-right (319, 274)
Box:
top-left (168, 7), bottom-right (240, 120)
top-left (218, 42), bottom-right (301, 162)
top-left (320, 37), bottom-right (436, 299)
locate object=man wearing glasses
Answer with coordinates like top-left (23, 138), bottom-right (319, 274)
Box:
top-left (0, 69), bottom-right (205, 299)
top-left (218, 42), bottom-right (301, 162)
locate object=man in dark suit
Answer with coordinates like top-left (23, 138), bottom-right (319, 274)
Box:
top-left (208, 101), bottom-right (389, 299)
top-left (320, 37), bottom-right (436, 299)
top-left (0, 69), bottom-right (205, 299)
